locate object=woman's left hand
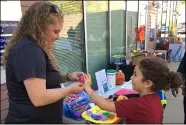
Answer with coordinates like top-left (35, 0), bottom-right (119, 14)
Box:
top-left (67, 72), bottom-right (86, 81)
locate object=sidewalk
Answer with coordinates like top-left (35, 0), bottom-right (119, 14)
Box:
top-left (163, 62), bottom-right (184, 123)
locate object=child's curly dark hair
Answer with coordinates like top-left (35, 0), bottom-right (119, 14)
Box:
top-left (138, 57), bottom-right (184, 91)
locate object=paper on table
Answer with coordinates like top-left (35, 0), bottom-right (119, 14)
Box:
top-left (95, 69), bottom-right (108, 96)
top-left (121, 80), bottom-right (133, 90)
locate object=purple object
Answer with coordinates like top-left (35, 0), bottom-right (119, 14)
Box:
top-left (90, 113), bottom-right (108, 120)
top-left (91, 114), bottom-right (100, 120)
top-left (87, 111), bottom-right (93, 115)
top-left (74, 112), bottom-right (81, 117)
top-left (99, 115), bottom-right (108, 120)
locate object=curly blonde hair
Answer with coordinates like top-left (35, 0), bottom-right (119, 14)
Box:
top-left (2, 1), bottom-right (63, 71)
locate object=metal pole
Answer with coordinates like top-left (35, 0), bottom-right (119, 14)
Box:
top-left (164, 2), bottom-right (168, 39)
top-left (108, 0), bottom-right (111, 63)
top-left (168, 1), bottom-right (172, 34)
top-left (136, 0), bottom-right (139, 50)
top-left (175, 1), bottom-right (178, 36)
top-left (144, 4), bottom-right (149, 51)
top-left (125, 0), bottom-right (128, 54)
top-left (82, 1), bottom-right (88, 73)
top-left (171, 1), bottom-right (175, 33)
top-left (160, 1), bottom-right (164, 38)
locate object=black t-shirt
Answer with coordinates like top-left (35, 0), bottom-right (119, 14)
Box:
top-left (5, 38), bottom-right (63, 123)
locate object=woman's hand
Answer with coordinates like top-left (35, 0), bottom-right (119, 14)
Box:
top-left (68, 82), bottom-right (84, 94)
top-left (67, 72), bottom-right (86, 81)
top-left (83, 74), bottom-right (92, 90)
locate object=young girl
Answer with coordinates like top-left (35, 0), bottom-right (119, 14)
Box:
top-left (83, 57), bottom-right (184, 124)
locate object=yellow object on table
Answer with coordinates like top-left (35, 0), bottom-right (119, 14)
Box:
top-left (82, 106), bottom-right (121, 124)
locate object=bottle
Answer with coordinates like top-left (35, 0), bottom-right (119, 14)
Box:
top-left (106, 69), bottom-right (116, 90)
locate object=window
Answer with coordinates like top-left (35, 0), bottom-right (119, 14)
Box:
top-left (85, 1), bottom-right (109, 89)
top-left (110, 1), bottom-right (126, 60)
top-left (126, 1), bottom-right (139, 54)
top-left (50, 1), bottom-right (86, 74)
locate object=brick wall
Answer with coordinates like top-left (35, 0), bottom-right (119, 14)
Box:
top-left (1, 84), bottom-right (8, 123)
top-left (59, 14), bottom-right (83, 38)
top-left (20, 1), bottom-right (41, 15)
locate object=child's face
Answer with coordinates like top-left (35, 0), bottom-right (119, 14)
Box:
top-left (130, 65), bottom-right (152, 93)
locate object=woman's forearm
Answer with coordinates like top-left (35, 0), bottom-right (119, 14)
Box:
top-left (35, 86), bottom-right (71, 107)
top-left (24, 78), bottom-right (73, 107)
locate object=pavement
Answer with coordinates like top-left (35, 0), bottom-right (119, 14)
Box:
top-left (163, 62), bottom-right (184, 123)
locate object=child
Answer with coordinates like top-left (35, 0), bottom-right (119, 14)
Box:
top-left (83, 57), bottom-right (184, 124)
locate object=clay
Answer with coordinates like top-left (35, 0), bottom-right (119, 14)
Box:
top-left (78, 75), bottom-right (85, 86)
top-left (79, 75), bottom-right (84, 83)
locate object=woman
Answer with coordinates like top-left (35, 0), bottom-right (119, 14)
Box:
top-left (2, 2), bottom-right (85, 123)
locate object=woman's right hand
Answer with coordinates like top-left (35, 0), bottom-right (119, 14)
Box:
top-left (68, 82), bottom-right (84, 94)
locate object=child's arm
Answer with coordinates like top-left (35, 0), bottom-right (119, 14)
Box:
top-left (83, 74), bottom-right (116, 112)
top-left (84, 87), bottom-right (116, 112)
top-left (83, 74), bottom-right (140, 119)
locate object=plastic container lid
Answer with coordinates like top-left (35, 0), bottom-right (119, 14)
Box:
top-left (107, 69), bottom-right (116, 73)
top-left (113, 55), bottom-right (125, 59)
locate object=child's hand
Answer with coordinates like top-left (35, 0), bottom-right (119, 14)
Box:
top-left (68, 82), bottom-right (84, 94)
top-left (83, 74), bottom-right (92, 90)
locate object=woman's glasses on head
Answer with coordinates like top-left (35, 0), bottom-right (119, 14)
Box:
top-left (50, 5), bottom-right (60, 13)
